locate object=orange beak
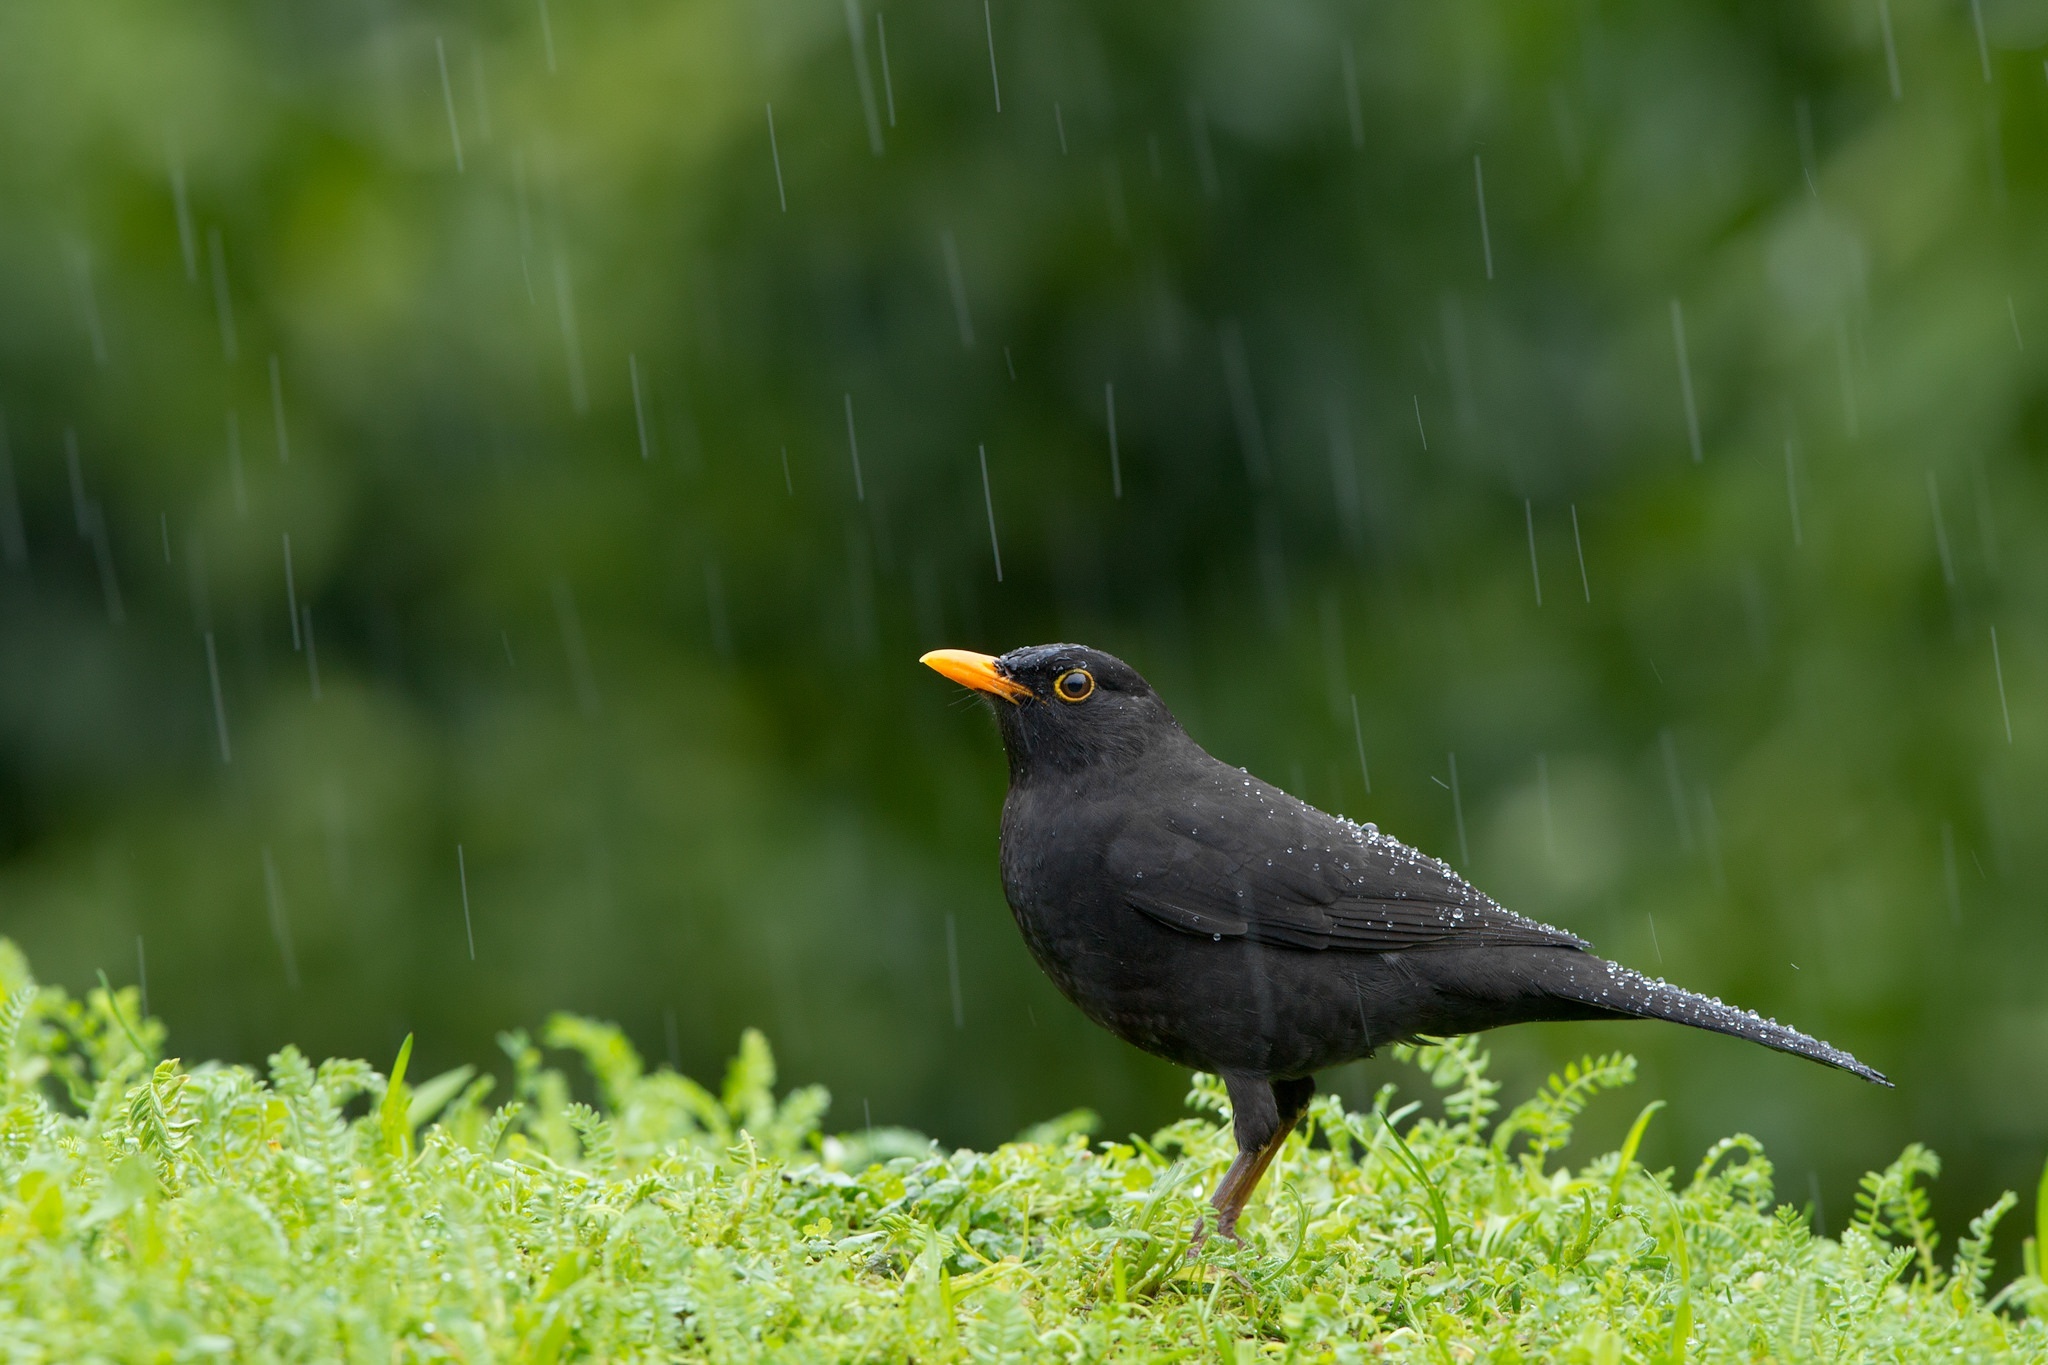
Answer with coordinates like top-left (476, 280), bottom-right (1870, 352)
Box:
top-left (920, 649), bottom-right (1031, 703)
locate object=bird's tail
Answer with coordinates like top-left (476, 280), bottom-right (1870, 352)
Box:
top-left (1533, 951), bottom-right (1890, 1086)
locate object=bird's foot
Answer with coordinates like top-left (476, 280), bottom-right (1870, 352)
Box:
top-left (1185, 1212), bottom-right (1242, 1261)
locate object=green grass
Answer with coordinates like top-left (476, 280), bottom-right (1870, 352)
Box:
top-left (2, 940), bottom-right (2043, 1363)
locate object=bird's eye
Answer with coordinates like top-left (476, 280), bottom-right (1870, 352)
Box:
top-left (1054, 669), bottom-right (1094, 702)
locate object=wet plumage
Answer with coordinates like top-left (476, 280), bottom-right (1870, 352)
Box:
top-left (923, 643), bottom-right (1888, 1241)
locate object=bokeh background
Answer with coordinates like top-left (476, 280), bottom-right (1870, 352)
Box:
top-left (1, 0), bottom-right (2042, 1251)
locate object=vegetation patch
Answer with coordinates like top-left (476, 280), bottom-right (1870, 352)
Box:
top-left (1, 940), bottom-right (2043, 1362)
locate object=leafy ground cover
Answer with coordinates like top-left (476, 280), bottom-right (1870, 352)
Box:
top-left (1, 939), bottom-right (2043, 1362)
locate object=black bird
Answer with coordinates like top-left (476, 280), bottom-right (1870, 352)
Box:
top-left (921, 643), bottom-right (1888, 1242)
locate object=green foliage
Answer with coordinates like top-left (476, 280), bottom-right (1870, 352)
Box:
top-left (0, 946), bottom-right (2042, 1360)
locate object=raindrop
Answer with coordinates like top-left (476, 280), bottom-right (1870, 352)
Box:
top-left (1002, 346), bottom-right (1015, 380)
top-left (876, 13), bottom-right (896, 126)
top-left (842, 393), bottom-right (865, 501)
top-left (1794, 98), bottom-right (1819, 198)
top-left (1338, 39), bottom-right (1364, 149)
top-left (1783, 439), bottom-right (1802, 548)
top-left (843, 0), bottom-right (884, 153)
top-left (1412, 394), bottom-right (1428, 450)
top-left (1350, 695), bottom-right (1371, 795)
top-left (458, 844), bottom-right (476, 960)
top-left (940, 229), bottom-right (975, 348)
top-left (765, 104), bottom-right (787, 212)
top-left (629, 354), bottom-right (651, 460)
top-left (1659, 728), bottom-right (1694, 852)
top-left (780, 444), bottom-right (794, 496)
top-left (501, 629), bottom-right (516, 667)
top-left (435, 37), bottom-right (465, 173)
top-left (1447, 751), bottom-right (1468, 867)
top-left (262, 847), bottom-right (301, 990)
top-left (1570, 503), bottom-right (1590, 598)
top-left (537, 0), bottom-right (557, 73)
top-left (283, 533), bottom-right (301, 649)
top-left (1990, 625), bottom-right (2011, 744)
top-left (1054, 102), bottom-right (1068, 155)
top-left (1217, 322), bottom-right (1269, 485)
top-left (1472, 154), bottom-right (1493, 280)
top-left (1970, 0), bottom-right (1990, 81)
top-left (1105, 382), bottom-right (1122, 498)
top-left (1926, 470), bottom-right (1955, 587)
top-left (552, 254), bottom-right (589, 414)
top-left (2007, 296), bottom-right (2023, 350)
top-left (204, 632), bottom-right (231, 762)
top-left (207, 228), bottom-right (238, 364)
top-left (551, 578), bottom-right (603, 718)
top-left (1647, 914), bottom-right (1662, 963)
top-left (68, 243), bottom-right (108, 366)
top-left (1524, 499), bottom-right (1542, 606)
top-left (978, 443), bottom-right (1003, 583)
top-left (1670, 299), bottom-right (1701, 463)
top-left (983, 0), bottom-right (1001, 113)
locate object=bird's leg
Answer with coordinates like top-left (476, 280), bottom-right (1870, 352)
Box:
top-left (1192, 1074), bottom-right (1316, 1253)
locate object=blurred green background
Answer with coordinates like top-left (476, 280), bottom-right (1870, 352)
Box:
top-left (1, 0), bottom-right (2042, 1249)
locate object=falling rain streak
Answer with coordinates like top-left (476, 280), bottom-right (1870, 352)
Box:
top-left (1447, 752), bottom-right (1469, 867)
top-left (1339, 40), bottom-right (1364, 149)
top-left (843, 393), bottom-right (865, 500)
top-left (1990, 626), bottom-right (2012, 743)
top-left (1472, 155), bottom-right (1494, 280)
top-left (983, 0), bottom-right (1001, 112)
top-left (261, 847), bottom-right (301, 990)
top-left (876, 15), bottom-right (895, 126)
top-left (1784, 439), bottom-right (1803, 547)
top-left (629, 354), bottom-right (651, 459)
top-left (552, 579), bottom-right (602, 718)
top-left (458, 845), bottom-right (476, 960)
top-left (844, 0), bottom-right (884, 154)
top-left (1570, 504), bottom-right (1590, 600)
top-left (941, 230), bottom-right (975, 347)
top-left (1523, 500), bottom-right (1542, 606)
top-left (1350, 695), bottom-right (1371, 794)
top-left (435, 37), bottom-right (464, 172)
top-left (283, 533), bottom-right (301, 649)
top-left (766, 105), bottom-right (787, 212)
top-left (978, 444), bottom-right (1003, 582)
top-left (205, 632), bottom-right (231, 762)
top-left (1218, 323), bottom-right (1268, 485)
top-left (1412, 395), bottom-right (1428, 450)
top-left (1670, 299), bottom-right (1701, 463)
top-left (1927, 472), bottom-right (1955, 587)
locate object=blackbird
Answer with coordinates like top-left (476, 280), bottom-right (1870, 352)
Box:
top-left (922, 643), bottom-right (1888, 1242)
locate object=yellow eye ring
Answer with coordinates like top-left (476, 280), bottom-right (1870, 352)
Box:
top-left (1054, 669), bottom-right (1094, 702)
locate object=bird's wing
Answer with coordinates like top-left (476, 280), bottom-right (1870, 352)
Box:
top-left (1102, 783), bottom-right (1586, 955)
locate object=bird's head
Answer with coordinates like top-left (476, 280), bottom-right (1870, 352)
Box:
top-left (920, 643), bottom-right (1180, 780)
